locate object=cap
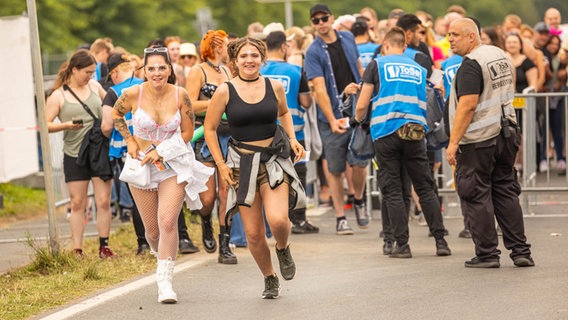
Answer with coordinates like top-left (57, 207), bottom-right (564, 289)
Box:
top-left (179, 43), bottom-right (197, 57)
top-left (107, 54), bottom-right (129, 74)
top-left (351, 20), bottom-right (368, 36)
top-left (264, 22), bottom-right (285, 35)
top-left (534, 22), bottom-right (549, 33)
top-left (310, 3), bottom-right (332, 18)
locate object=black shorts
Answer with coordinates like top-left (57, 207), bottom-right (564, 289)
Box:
top-left (63, 154), bottom-right (95, 182)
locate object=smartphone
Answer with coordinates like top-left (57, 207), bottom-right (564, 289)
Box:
top-left (72, 119), bottom-right (83, 125)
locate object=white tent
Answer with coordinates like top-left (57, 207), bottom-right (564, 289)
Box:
top-left (0, 15), bottom-right (39, 182)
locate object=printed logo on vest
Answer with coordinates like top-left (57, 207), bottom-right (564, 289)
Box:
top-left (359, 53), bottom-right (374, 69)
top-left (264, 75), bottom-right (291, 94)
top-left (383, 63), bottom-right (422, 84)
top-left (445, 64), bottom-right (460, 83)
top-left (487, 58), bottom-right (512, 81)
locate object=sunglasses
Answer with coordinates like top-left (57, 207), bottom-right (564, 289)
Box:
top-left (180, 55), bottom-right (196, 59)
top-left (311, 15), bottom-right (330, 25)
top-left (144, 47), bottom-right (168, 54)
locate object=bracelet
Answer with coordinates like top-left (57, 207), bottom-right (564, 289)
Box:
top-left (144, 144), bottom-right (156, 154)
top-left (215, 160), bottom-right (225, 166)
top-left (289, 137), bottom-right (297, 141)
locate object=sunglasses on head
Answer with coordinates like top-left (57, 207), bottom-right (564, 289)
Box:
top-left (311, 15), bottom-right (330, 25)
top-left (144, 47), bottom-right (168, 54)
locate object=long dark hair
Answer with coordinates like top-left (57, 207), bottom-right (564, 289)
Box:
top-left (51, 49), bottom-right (96, 93)
top-left (143, 46), bottom-right (176, 85)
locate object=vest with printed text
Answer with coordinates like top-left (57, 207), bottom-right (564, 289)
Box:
top-left (108, 77), bottom-right (144, 160)
top-left (448, 45), bottom-right (516, 145)
top-left (260, 61), bottom-right (305, 141)
top-left (441, 54), bottom-right (462, 100)
top-left (370, 54), bottom-right (427, 141)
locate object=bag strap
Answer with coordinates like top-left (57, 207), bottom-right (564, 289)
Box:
top-left (63, 84), bottom-right (98, 121)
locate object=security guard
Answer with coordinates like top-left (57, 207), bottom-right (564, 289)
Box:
top-left (354, 27), bottom-right (450, 258)
top-left (446, 18), bottom-right (534, 268)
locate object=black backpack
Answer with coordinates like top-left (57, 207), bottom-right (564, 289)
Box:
top-left (425, 80), bottom-right (449, 150)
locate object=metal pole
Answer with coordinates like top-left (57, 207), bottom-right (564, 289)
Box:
top-left (284, 0), bottom-right (293, 29)
top-left (26, 0), bottom-right (60, 255)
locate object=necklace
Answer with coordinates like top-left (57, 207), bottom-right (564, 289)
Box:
top-left (206, 60), bottom-right (222, 73)
top-left (238, 74), bottom-right (260, 82)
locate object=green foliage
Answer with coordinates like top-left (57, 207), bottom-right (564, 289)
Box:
top-left (1, 0), bottom-right (567, 56)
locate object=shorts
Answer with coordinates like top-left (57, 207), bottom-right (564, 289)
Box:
top-left (232, 162), bottom-right (289, 192)
top-left (318, 120), bottom-right (369, 174)
top-left (64, 154), bottom-right (98, 182)
top-left (130, 165), bottom-right (177, 191)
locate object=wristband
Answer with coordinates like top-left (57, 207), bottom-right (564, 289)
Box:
top-left (289, 137), bottom-right (297, 141)
top-left (215, 160), bottom-right (225, 166)
top-left (144, 144), bottom-right (156, 154)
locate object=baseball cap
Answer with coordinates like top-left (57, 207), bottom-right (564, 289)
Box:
top-left (351, 20), bottom-right (368, 36)
top-left (179, 43), bottom-right (197, 57)
top-left (106, 54), bottom-right (129, 81)
top-left (310, 4), bottom-right (332, 18)
top-left (534, 22), bottom-right (549, 33)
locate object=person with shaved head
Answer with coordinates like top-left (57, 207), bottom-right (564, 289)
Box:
top-left (446, 18), bottom-right (534, 269)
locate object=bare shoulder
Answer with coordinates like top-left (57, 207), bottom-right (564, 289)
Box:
top-left (268, 77), bottom-right (285, 93)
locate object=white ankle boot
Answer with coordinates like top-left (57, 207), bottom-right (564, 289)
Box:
top-left (156, 258), bottom-right (177, 303)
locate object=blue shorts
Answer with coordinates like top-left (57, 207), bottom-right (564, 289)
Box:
top-left (318, 120), bottom-right (369, 174)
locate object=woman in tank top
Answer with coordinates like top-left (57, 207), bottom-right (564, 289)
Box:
top-left (112, 47), bottom-right (211, 304)
top-left (186, 30), bottom-right (236, 263)
top-left (45, 49), bottom-right (112, 258)
top-left (204, 37), bottom-right (305, 299)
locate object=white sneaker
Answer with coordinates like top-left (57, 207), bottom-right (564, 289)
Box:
top-left (556, 160), bottom-right (566, 171)
top-left (539, 160), bottom-right (549, 173)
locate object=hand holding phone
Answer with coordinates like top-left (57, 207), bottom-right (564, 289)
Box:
top-left (72, 118), bottom-right (83, 125)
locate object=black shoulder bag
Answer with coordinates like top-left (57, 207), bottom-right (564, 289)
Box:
top-left (63, 84), bottom-right (112, 181)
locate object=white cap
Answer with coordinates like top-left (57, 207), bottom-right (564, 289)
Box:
top-left (180, 43), bottom-right (197, 56)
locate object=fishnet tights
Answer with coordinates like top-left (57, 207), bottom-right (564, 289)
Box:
top-left (129, 176), bottom-right (186, 260)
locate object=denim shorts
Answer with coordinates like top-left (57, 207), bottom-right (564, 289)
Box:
top-left (318, 120), bottom-right (369, 174)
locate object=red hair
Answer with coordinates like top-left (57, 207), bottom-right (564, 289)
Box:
top-left (200, 30), bottom-right (228, 61)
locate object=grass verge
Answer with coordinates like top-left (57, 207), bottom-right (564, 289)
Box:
top-left (0, 218), bottom-right (206, 320)
top-left (0, 183), bottom-right (47, 225)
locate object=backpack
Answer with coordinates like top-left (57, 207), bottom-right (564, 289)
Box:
top-left (425, 80), bottom-right (449, 150)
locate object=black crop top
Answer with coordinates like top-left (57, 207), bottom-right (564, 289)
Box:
top-left (225, 77), bottom-right (278, 142)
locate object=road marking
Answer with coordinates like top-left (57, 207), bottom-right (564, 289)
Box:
top-left (38, 258), bottom-right (207, 320)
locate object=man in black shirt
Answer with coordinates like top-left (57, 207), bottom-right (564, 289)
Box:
top-left (446, 18), bottom-right (534, 269)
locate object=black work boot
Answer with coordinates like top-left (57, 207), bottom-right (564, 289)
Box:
top-left (218, 233), bottom-right (237, 264)
top-left (201, 214), bottom-right (217, 253)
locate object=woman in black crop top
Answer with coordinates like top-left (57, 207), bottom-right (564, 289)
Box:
top-left (204, 37), bottom-right (304, 299)
top-left (186, 29), bottom-right (236, 263)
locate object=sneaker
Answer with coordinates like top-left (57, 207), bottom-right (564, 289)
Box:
top-left (275, 244), bottom-right (296, 280)
top-left (179, 238), bottom-right (200, 254)
top-left (458, 229), bottom-right (472, 238)
top-left (291, 220), bottom-right (320, 234)
top-left (464, 257), bottom-right (500, 268)
top-left (382, 240), bottom-right (394, 255)
top-left (262, 274), bottom-right (281, 299)
top-left (557, 159), bottom-right (566, 171)
top-left (513, 256), bottom-right (535, 267)
top-left (435, 238), bottom-right (451, 256)
top-left (120, 208), bottom-right (132, 223)
top-left (390, 243), bottom-right (412, 258)
top-left (99, 246), bottom-right (117, 259)
top-left (539, 160), bottom-right (548, 173)
top-left (136, 243), bottom-right (150, 256)
top-left (354, 203), bottom-right (370, 228)
top-left (336, 219), bottom-right (354, 235)
top-left (343, 194), bottom-right (354, 210)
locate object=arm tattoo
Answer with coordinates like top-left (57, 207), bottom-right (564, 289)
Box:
top-left (183, 92), bottom-right (195, 124)
top-left (113, 93), bottom-right (132, 140)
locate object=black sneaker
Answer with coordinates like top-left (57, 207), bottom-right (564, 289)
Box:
top-left (262, 274), bottom-right (281, 299)
top-left (513, 256), bottom-right (535, 267)
top-left (435, 238), bottom-right (451, 256)
top-left (382, 240), bottom-right (394, 255)
top-left (136, 243), bottom-right (150, 256)
top-left (428, 228), bottom-right (450, 237)
top-left (390, 243), bottom-right (412, 258)
top-left (201, 215), bottom-right (217, 253)
top-left (291, 221), bottom-right (319, 234)
top-left (464, 257), bottom-right (500, 268)
top-left (458, 229), bottom-right (472, 238)
top-left (336, 219), bottom-right (354, 235)
top-left (275, 244), bottom-right (296, 280)
top-left (354, 203), bottom-right (370, 228)
top-left (179, 238), bottom-right (200, 254)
